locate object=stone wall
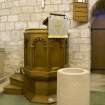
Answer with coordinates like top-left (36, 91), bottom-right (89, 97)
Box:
top-left (0, 0), bottom-right (98, 75)
top-left (0, 48), bottom-right (6, 81)
top-left (68, 0), bottom-right (99, 71)
top-left (0, 0), bottom-right (72, 75)
top-left (68, 24), bottom-right (91, 70)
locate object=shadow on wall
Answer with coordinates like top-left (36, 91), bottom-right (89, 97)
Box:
top-left (0, 48), bottom-right (7, 83)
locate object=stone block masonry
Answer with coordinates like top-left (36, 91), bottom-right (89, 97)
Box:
top-left (0, 0), bottom-right (73, 75)
top-left (0, 0), bottom-right (93, 75)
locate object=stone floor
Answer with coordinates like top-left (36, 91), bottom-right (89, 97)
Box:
top-left (90, 71), bottom-right (105, 105)
top-left (91, 72), bottom-right (105, 92)
top-left (0, 71), bottom-right (105, 105)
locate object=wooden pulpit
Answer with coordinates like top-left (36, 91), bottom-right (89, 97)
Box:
top-left (23, 29), bottom-right (68, 103)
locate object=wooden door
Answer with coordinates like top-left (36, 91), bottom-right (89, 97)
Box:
top-left (91, 17), bottom-right (105, 70)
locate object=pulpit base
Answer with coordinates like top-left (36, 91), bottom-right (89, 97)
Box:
top-left (23, 75), bottom-right (57, 104)
top-left (24, 93), bottom-right (56, 104)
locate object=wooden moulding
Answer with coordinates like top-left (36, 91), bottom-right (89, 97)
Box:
top-left (24, 68), bottom-right (57, 81)
top-left (73, 2), bottom-right (88, 22)
top-left (24, 28), bottom-right (48, 34)
top-left (74, 16), bottom-right (88, 22)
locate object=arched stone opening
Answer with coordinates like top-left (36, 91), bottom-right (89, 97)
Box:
top-left (91, 0), bottom-right (105, 70)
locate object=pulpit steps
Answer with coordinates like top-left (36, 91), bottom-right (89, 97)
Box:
top-left (4, 73), bottom-right (24, 95)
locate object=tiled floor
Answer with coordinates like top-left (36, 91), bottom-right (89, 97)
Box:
top-left (91, 91), bottom-right (105, 105)
top-left (0, 94), bottom-right (56, 105)
top-left (91, 73), bottom-right (105, 92)
top-left (91, 71), bottom-right (105, 105)
top-left (0, 71), bottom-right (105, 105)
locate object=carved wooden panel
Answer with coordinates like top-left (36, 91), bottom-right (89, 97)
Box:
top-left (24, 29), bottom-right (47, 68)
top-left (48, 39), bottom-right (66, 68)
top-left (24, 29), bottom-right (67, 70)
top-left (32, 37), bottom-right (47, 68)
